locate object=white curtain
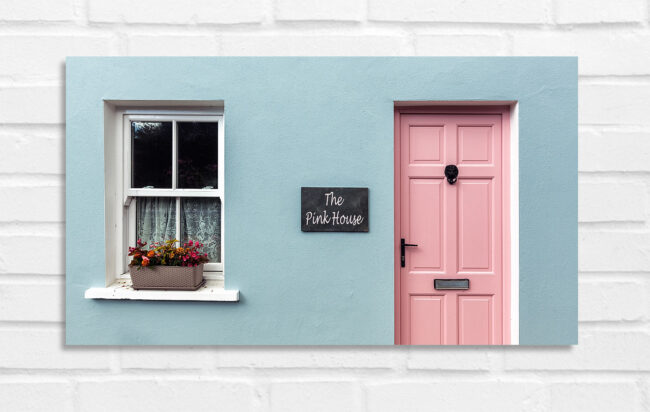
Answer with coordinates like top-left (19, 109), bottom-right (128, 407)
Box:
top-left (136, 197), bottom-right (221, 262)
top-left (136, 197), bottom-right (176, 247)
top-left (181, 198), bottom-right (221, 262)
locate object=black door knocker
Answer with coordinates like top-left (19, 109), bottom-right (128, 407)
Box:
top-left (444, 165), bottom-right (459, 184)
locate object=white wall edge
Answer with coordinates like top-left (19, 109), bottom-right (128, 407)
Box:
top-left (510, 102), bottom-right (520, 345)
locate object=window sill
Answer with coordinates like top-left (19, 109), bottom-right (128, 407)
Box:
top-left (84, 278), bottom-right (239, 302)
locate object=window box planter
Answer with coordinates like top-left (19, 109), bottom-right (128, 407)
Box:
top-left (129, 264), bottom-right (205, 291)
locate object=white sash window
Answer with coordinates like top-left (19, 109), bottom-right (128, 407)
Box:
top-left (122, 112), bottom-right (225, 275)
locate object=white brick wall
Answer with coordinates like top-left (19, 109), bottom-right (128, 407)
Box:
top-left (1, 0), bottom-right (648, 410)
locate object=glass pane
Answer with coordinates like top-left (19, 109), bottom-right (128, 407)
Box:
top-left (132, 121), bottom-right (172, 188)
top-left (136, 197), bottom-right (176, 248)
top-left (177, 122), bottom-right (218, 189)
top-left (180, 198), bottom-right (221, 263)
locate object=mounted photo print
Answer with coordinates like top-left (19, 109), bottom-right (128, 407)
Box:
top-left (66, 57), bottom-right (577, 345)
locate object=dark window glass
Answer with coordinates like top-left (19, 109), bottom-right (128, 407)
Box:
top-left (177, 122), bottom-right (218, 188)
top-left (181, 198), bottom-right (221, 262)
top-left (131, 122), bottom-right (172, 188)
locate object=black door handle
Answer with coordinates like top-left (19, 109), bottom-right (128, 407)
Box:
top-left (400, 238), bottom-right (418, 267)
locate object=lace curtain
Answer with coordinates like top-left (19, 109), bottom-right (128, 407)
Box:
top-left (181, 198), bottom-right (221, 262)
top-left (136, 197), bottom-right (221, 263)
top-left (136, 197), bottom-right (176, 247)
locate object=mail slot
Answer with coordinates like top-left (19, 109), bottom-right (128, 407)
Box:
top-left (434, 279), bottom-right (470, 290)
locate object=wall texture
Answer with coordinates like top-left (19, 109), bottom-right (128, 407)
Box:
top-left (0, 0), bottom-right (648, 410)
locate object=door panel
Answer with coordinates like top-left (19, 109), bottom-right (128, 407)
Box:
top-left (409, 126), bottom-right (444, 164)
top-left (410, 295), bottom-right (444, 345)
top-left (458, 295), bottom-right (493, 345)
top-left (398, 112), bottom-right (507, 345)
top-left (458, 180), bottom-right (492, 272)
top-left (458, 125), bottom-right (493, 164)
top-left (409, 179), bottom-right (443, 271)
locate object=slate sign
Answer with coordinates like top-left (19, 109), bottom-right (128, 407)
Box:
top-left (301, 187), bottom-right (369, 232)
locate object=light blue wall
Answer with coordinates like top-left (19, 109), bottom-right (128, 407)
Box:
top-left (66, 57), bottom-right (577, 345)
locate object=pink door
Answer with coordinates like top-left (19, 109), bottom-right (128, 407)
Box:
top-left (396, 111), bottom-right (509, 345)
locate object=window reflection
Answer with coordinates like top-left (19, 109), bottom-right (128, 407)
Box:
top-left (131, 122), bottom-right (173, 188)
top-left (177, 122), bottom-right (219, 188)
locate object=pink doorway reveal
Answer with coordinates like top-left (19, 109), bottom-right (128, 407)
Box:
top-left (395, 107), bottom-right (511, 345)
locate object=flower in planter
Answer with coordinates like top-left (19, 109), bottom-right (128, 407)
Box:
top-left (128, 239), bottom-right (209, 269)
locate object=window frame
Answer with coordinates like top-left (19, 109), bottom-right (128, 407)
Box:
top-left (119, 110), bottom-right (225, 277)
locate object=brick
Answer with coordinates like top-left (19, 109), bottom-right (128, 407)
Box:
top-left (0, 87), bottom-right (62, 124)
top-left (579, 83), bottom-right (650, 125)
top-left (0, 0), bottom-right (75, 22)
top-left (0, 281), bottom-right (64, 322)
top-left (407, 347), bottom-right (495, 370)
top-left (0, 328), bottom-right (110, 369)
top-left (0, 236), bottom-right (64, 275)
top-left (271, 382), bottom-right (361, 412)
top-left (121, 348), bottom-right (213, 369)
top-left (220, 34), bottom-right (411, 55)
top-left (126, 35), bottom-right (219, 56)
top-left (549, 382), bottom-right (643, 412)
top-left (513, 32), bottom-right (650, 75)
top-left (555, 0), bottom-right (645, 24)
top-left (216, 347), bottom-right (403, 368)
top-left (415, 34), bottom-right (508, 55)
top-left (505, 330), bottom-right (650, 370)
top-left (0, 36), bottom-right (114, 81)
top-left (580, 130), bottom-right (650, 172)
top-left (579, 279), bottom-right (646, 321)
top-left (0, 133), bottom-right (64, 174)
top-left (368, 0), bottom-right (549, 23)
top-left (275, 0), bottom-right (363, 21)
top-left (579, 182), bottom-right (646, 222)
top-left (89, 0), bottom-right (264, 24)
top-left (0, 382), bottom-right (73, 412)
top-left (579, 232), bottom-right (650, 272)
top-left (76, 380), bottom-right (255, 412)
top-left (0, 187), bottom-right (64, 222)
top-left (366, 382), bottom-right (547, 412)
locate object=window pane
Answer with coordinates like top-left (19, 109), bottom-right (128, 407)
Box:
top-left (181, 198), bottom-right (221, 263)
top-left (136, 197), bottom-right (176, 247)
top-left (177, 122), bottom-right (218, 189)
top-left (132, 121), bottom-right (172, 188)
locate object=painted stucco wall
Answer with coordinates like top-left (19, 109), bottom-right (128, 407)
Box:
top-left (66, 57), bottom-right (577, 345)
top-left (1, 0), bottom-right (648, 410)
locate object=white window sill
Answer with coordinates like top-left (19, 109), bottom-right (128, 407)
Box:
top-left (84, 278), bottom-right (239, 302)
